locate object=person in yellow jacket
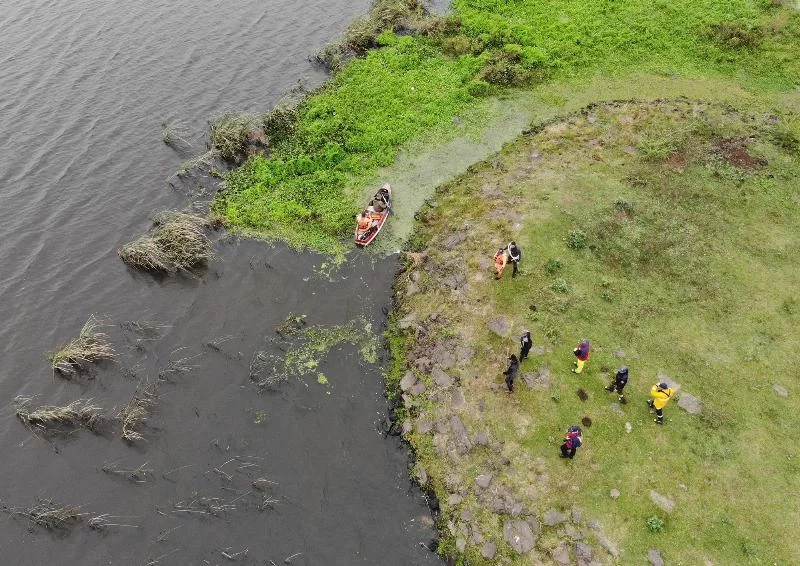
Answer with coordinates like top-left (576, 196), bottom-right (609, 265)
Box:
top-left (648, 382), bottom-right (673, 425)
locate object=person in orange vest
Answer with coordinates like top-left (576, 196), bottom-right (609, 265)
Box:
top-left (571, 338), bottom-right (590, 374)
top-left (493, 248), bottom-right (507, 279)
top-left (559, 425), bottom-right (583, 459)
top-left (648, 381), bottom-right (674, 424)
top-left (356, 209), bottom-right (373, 233)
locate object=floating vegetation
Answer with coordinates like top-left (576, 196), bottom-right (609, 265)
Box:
top-left (88, 514), bottom-right (140, 531)
top-left (13, 498), bottom-right (85, 530)
top-left (118, 211), bottom-right (213, 273)
top-left (250, 315), bottom-right (378, 391)
top-left (15, 396), bottom-right (107, 435)
top-left (161, 120), bottom-right (193, 149)
top-left (101, 461), bottom-right (154, 483)
top-left (47, 314), bottom-right (115, 377)
top-left (119, 381), bottom-right (158, 442)
top-left (158, 350), bottom-right (200, 382)
top-left (209, 112), bottom-right (264, 161)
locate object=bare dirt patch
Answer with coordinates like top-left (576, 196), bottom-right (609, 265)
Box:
top-left (713, 137), bottom-right (767, 169)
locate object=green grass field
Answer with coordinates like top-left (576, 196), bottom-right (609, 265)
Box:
top-left (391, 100), bottom-right (800, 564)
top-left (212, 0), bottom-right (800, 255)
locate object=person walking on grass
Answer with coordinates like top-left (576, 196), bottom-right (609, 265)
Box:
top-left (560, 425), bottom-right (583, 459)
top-left (605, 366), bottom-right (629, 403)
top-left (494, 248), bottom-right (507, 279)
top-left (571, 338), bottom-right (591, 374)
top-left (648, 381), bottom-right (674, 424)
top-left (519, 330), bottom-right (532, 361)
top-left (503, 354), bottom-right (520, 392)
top-left (505, 241), bottom-right (522, 278)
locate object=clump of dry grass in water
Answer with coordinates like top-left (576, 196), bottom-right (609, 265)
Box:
top-left (101, 461), bottom-right (154, 483)
top-left (119, 381), bottom-right (158, 442)
top-left (14, 498), bottom-right (85, 530)
top-left (161, 120), bottom-right (193, 149)
top-left (158, 349), bottom-right (200, 382)
top-left (15, 396), bottom-right (107, 434)
top-left (47, 314), bottom-right (115, 377)
top-left (209, 112), bottom-right (264, 161)
top-left (118, 211), bottom-right (213, 273)
top-left (88, 514), bottom-right (140, 531)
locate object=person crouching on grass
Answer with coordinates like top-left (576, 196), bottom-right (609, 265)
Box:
top-left (605, 366), bottom-right (629, 403)
top-left (560, 425), bottom-right (583, 459)
top-left (494, 248), bottom-right (507, 279)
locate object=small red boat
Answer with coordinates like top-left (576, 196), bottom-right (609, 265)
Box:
top-left (354, 184), bottom-right (392, 246)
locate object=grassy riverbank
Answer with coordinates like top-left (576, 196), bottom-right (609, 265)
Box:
top-left (389, 100), bottom-right (800, 564)
top-left (211, 0), bottom-right (800, 256)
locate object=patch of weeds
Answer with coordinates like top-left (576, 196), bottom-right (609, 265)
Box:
top-left (646, 515), bottom-right (666, 533)
top-left (706, 21), bottom-right (763, 50)
top-left (263, 105), bottom-right (298, 145)
top-left (550, 278), bottom-right (569, 293)
top-left (47, 314), bottom-right (115, 377)
top-left (601, 291), bottom-right (614, 302)
top-left (545, 258), bottom-right (563, 274)
top-left (118, 211), bottom-right (213, 273)
top-left (770, 124), bottom-right (799, 153)
top-left (613, 198), bottom-right (634, 216)
top-left (566, 230), bottom-right (588, 250)
top-left (317, 373), bottom-right (329, 385)
top-left (781, 297), bottom-right (797, 315)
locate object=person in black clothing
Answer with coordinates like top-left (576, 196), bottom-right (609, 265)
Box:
top-left (503, 354), bottom-right (520, 392)
top-left (519, 330), bottom-right (532, 361)
top-left (605, 366), bottom-right (629, 403)
top-left (505, 241), bottom-right (521, 277)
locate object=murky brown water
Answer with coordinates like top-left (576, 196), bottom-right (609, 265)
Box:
top-left (0, 1), bottom-right (439, 564)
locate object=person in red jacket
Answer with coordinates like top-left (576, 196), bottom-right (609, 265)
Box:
top-left (560, 425), bottom-right (583, 459)
top-left (571, 338), bottom-right (590, 374)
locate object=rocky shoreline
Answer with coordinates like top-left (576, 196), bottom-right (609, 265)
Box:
top-left (385, 99), bottom-right (799, 564)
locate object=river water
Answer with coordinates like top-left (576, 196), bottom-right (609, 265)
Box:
top-left (0, 1), bottom-right (439, 564)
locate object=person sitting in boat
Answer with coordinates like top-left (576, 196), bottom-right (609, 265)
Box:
top-left (356, 210), bottom-right (374, 233)
top-left (370, 199), bottom-right (386, 213)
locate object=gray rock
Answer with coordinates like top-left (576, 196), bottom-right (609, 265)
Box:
top-left (475, 474), bottom-right (493, 489)
top-left (416, 467), bottom-right (427, 485)
top-left (610, 488), bottom-right (621, 499)
top-left (527, 516), bottom-right (542, 535)
top-left (400, 371), bottom-right (417, 392)
top-left (510, 502), bottom-right (524, 516)
top-left (648, 549), bottom-right (665, 566)
top-left (650, 490), bottom-right (675, 513)
top-left (409, 271), bottom-right (420, 282)
top-left (451, 388), bottom-right (466, 410)
top-left (522, 364), bottom-right (551, 389)
top-left (609, 402), bottom-right (625, 416)
top-left (405, 282), bottom-right (419, 296)
top-left (586, 519), bottom-right (601, 531)
top-left (410, 381), bottom-right (426, 397)
top-left (552, 542), bottom-right (570, 564)
top-left (474, 431), bottom-right (490, 446)
top-left (613, 349), bottom-right (626, 358)
top-left (450, 416), bottom-right (472, 454)
top-left (455, 538), bottom-right (466, 552)
top-left (416, 419), bottom-right (433, 435)
top-left (487, 316), bottom-right (512, 337)
top-left (401, 420), bottom-right (413, 435)
top-left (456, 347), bottom-right (475, 363)
top-left (543, 508), bottom-right (567, 526)
top-left (678, 392), bottom-right (702, 414)
top-left (402, 394), bottom-right (413, 408)
top-left (442, 230), bottom-right (468, 250)
top-left (773, 384), bottom-right (789, 397)
top-left (571, 506), bottom-right (584, 524)
top-left (430, 346), bottom-right (457, 369)
top-left (398, 313), bottom-right (417, 330)
top-left (431, 366), bottom-right (453, 387)
top-left (481, 541), bottom-right (496, 560)
top-left (595, 532), bottom-right (619, 558)
top-left (442, 272), bottom-right (467, 290)
top-left (413, 356), bottom-right (432, 372)
top-left (471, 529), bottom-right (484, 545)
top-left (503, 520), bottom-right (536, 554)
top-left (435, 420), bottom-right (449, 434)
top-left (447, 494), bottom-right (462, 506)
top-left (575, 542), bottom-right (593, 563)
top-left (460, 509), bottom-right (473, 522)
